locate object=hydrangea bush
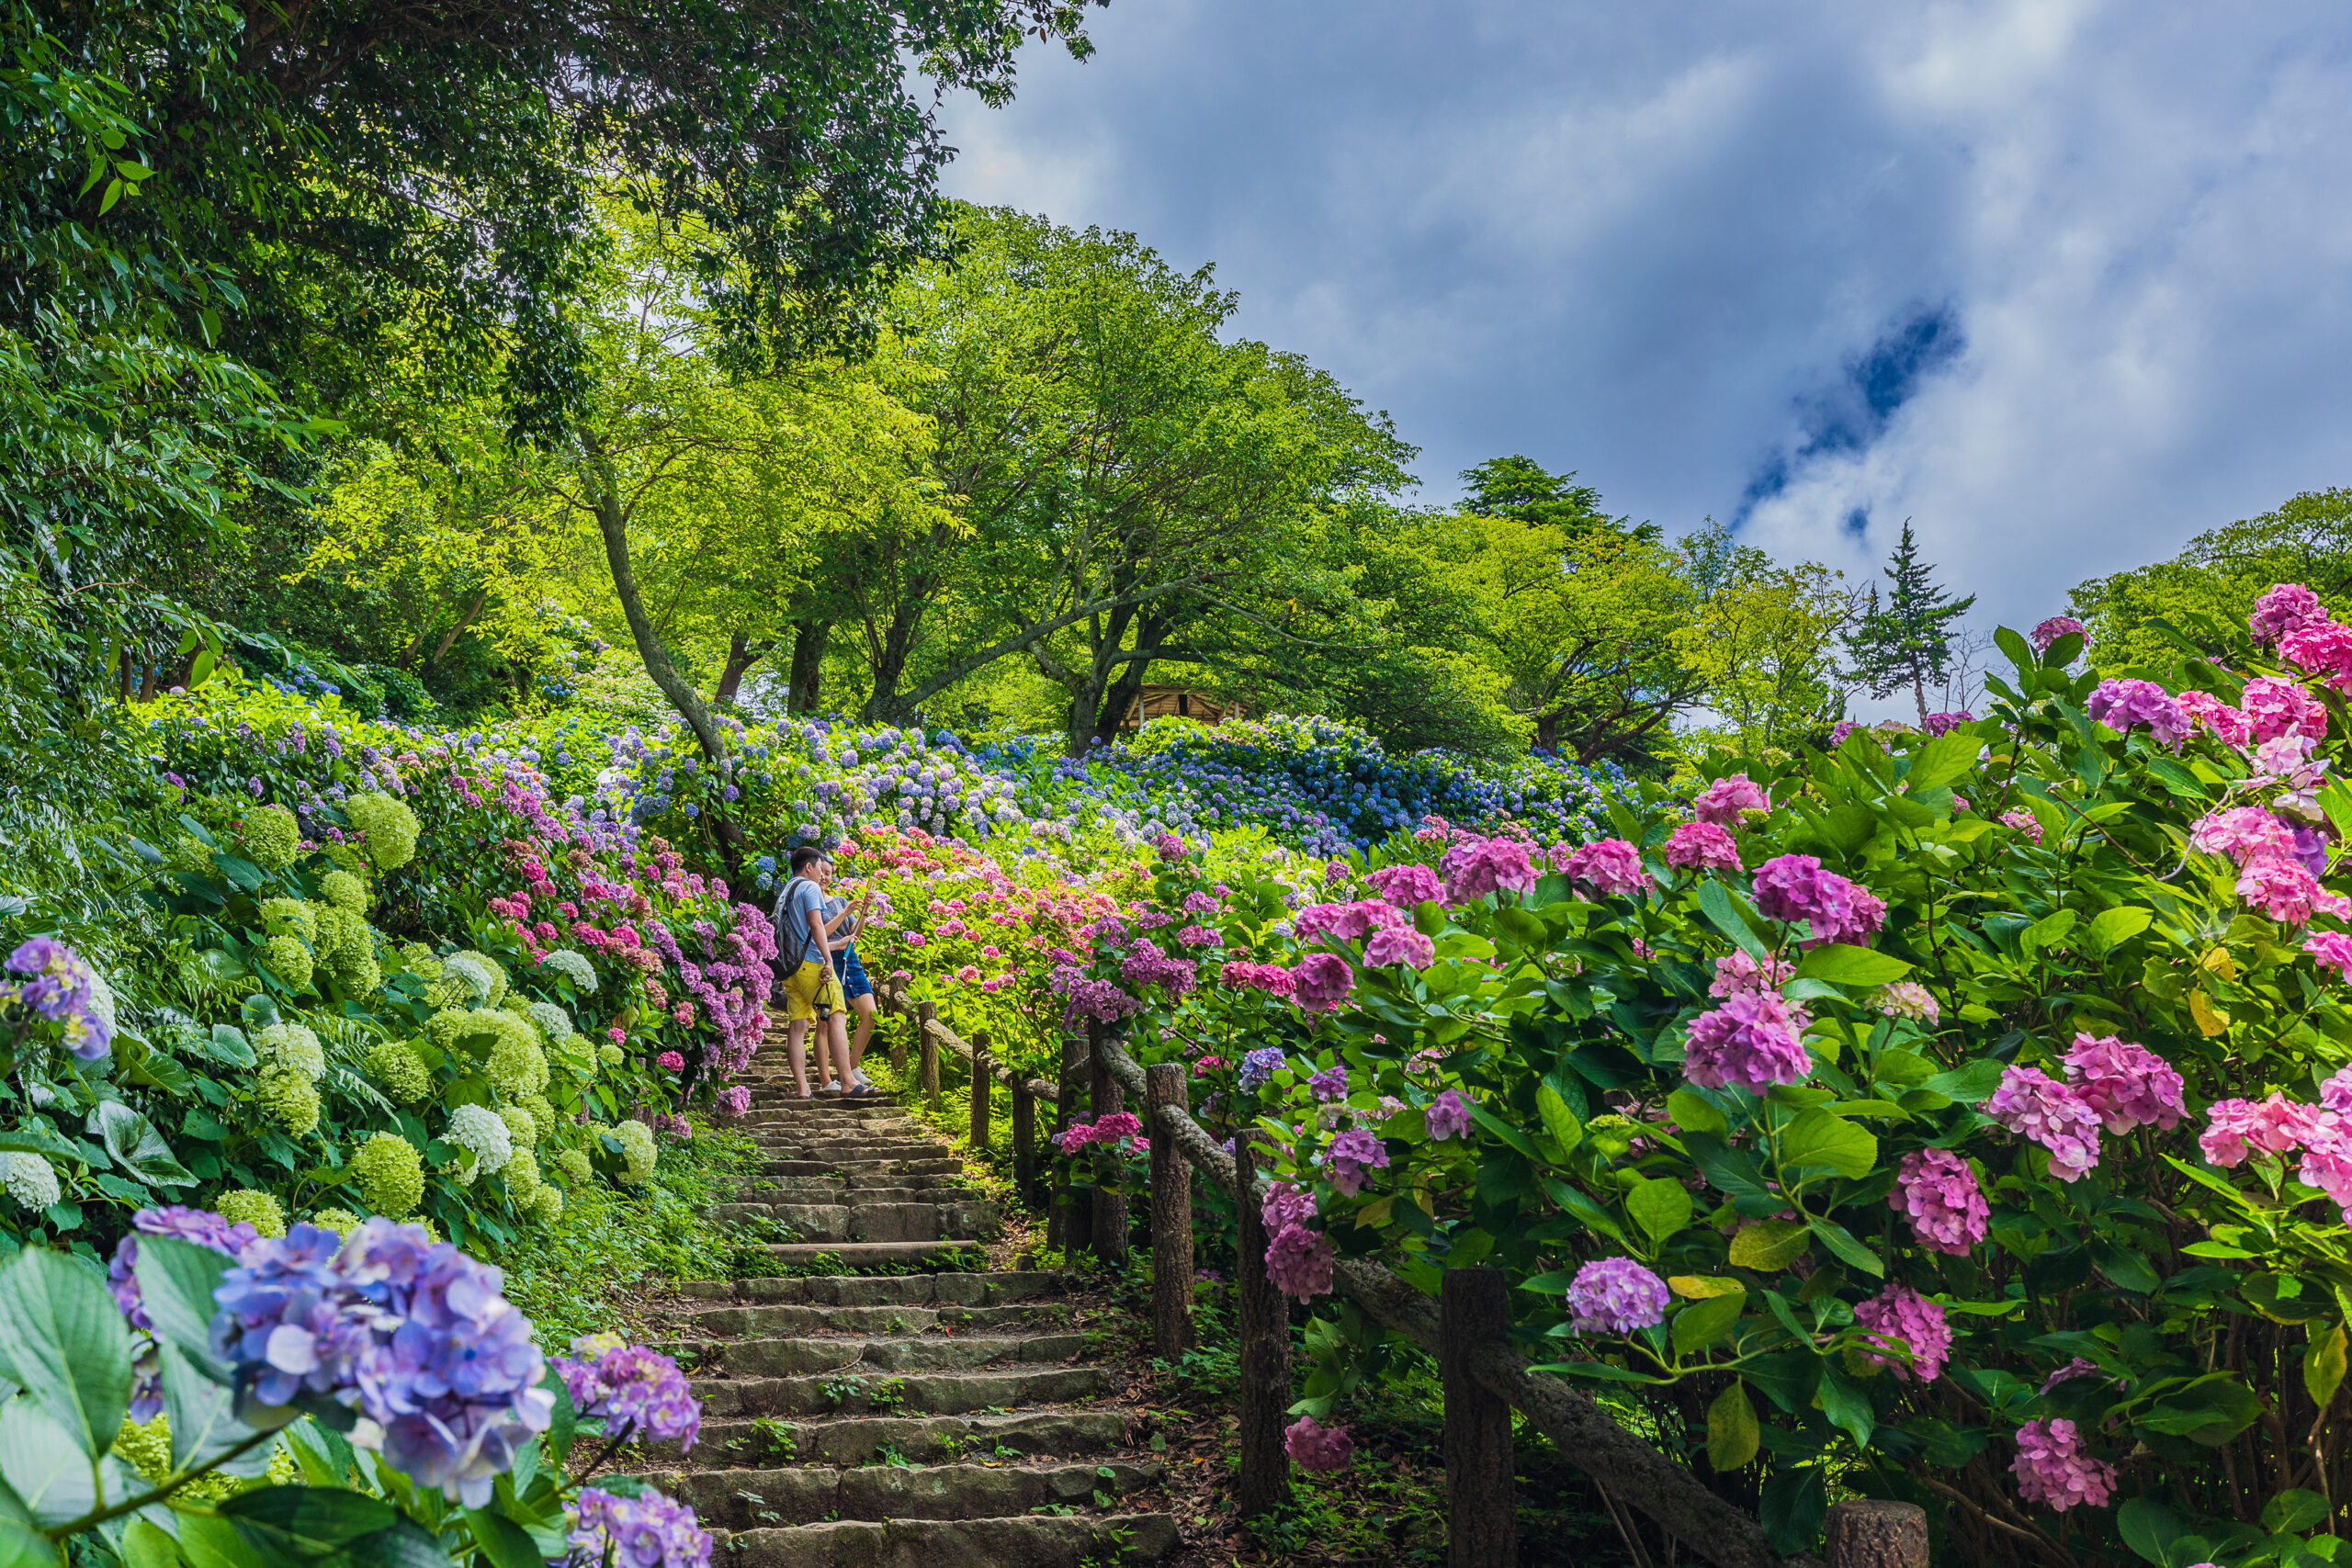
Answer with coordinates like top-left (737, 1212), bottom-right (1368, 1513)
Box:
top-left (940, 601), bottom-right (2352, 1566)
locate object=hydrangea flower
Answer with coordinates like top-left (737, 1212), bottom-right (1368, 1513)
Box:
top-left (1439, 837), bottom-right (1539, 903)
top-left (718, 1085), bottom-right (752, 1119)
top-left (351, 1131), bottom-right (425, 1216)
top-left (1, 936), bottom-right (112, 1060)
top-left (1890, 1147), bottom-right (1987, 1255)
top-left (1750, 855), bottom-right (1886, 948)
top-left (1566, 1258), bottom-right (1670, 1335)
top-left (1682, 991), bottom-right (1812, 1095)
top-left (1873, 982), bottom-right (1939, 1021)
top-left (1708, 950), bottom-right (1792, 998)
top-left (345, 791), bottom-right (423, 871)
top-left (1558, 838), bottom-right (1649, 900)
top-left (368, 1041), bottom-right (433, 1103)
top-left (1262, 1182), bottom-right (1318, 1234)
top-left (2030, 615), bottom-right (2087, 653)
top-left (565, 1485), bottom-right (711, 1568)
top-left (1238, 1047), bottom-right (1288, 1089)
top-left (1366, 863), bottom-right (1443, 908)
top-left (2238, 857), bottom-right (2351, 926)
top-left (2011, 1418), bottom-right (2115, 1512)
top-left (2, 1152), bottom-right (58, 1212)
top-left (2241, 676), bottom-right (2329, 745)
top-left (1294, 953), bottom-right (1355, 1013)
top-left (1691, 774), bottom-right (1769, 826)
top-left (2252, 582), bottom-right (2327, 647)
top-left (2199, 1093), bottom-right (2331, 1166)
top-left (1852, 1283), bottom-right (1951, 1382)
top-left (1221, 962), bottom-right (1298, 997)
top-left (1987, 1066), bottom-right (2102, 1180)
top-left (1283, 1414), bottom-right (1353, 1472)
top-left (1363, 925), bottom-right (1436, 968)
top-left (555, 1337), bottom-right (702, 1450)
top-left (2177, 691), bottom-right (2252, 747)
top-left (212, 1220), bottom-right (554, 1506)
top-left (1264, 1224), bottom-right (1335, 1301)
top-left (1307, 1065), bottom-right (1350, 1102)
top-left (2188, 806), bottom-right (2295, 867)
top-left (217, 1189), bottom-right (287, 1238)
top-left (2061, 1033), bottom-right (2185, 1134)
top-left (2282, 618), bottom-right (2352, 691)
top-left (2086, 678), bottom-right (2190, 748)
top-left (1424, 1089), bottom-right (1473, 1140)
top-left (1999, 808), bottom-right (2044, 844)
top-left (447, 1103), bottom-right (515, 1176)
top-left (1324, 1128), bottom-right (1390, 1196)
top-left (1664, 821), bottom-right (1742, 874)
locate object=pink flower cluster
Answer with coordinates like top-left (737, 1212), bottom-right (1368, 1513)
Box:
top-left (1708, 950), bottom-right (1792, 999)
top-left (1987, 1066), bottom-right (2104, 1180)
top-left (1750, 855), bottom-right (1887, 948)
top-left (1424, 1089), bottom-right (1472, 1140)
top-left (1665, 821), bottom-right (1742, 874)
top-left (1367, 863), bottom-right (1443, 908)
top-left (2253, 582), bottom-right (2327, 647)
top-left (1324, 1128), bottom-right (1390, 1195)
top-left (1057, 1111), bottom-right (1145, 1156)
top-left (2243, 675), bottom-right (2328, 745)
top-left (2030, 615), bottom-right (2087, 653)
top-left (1364, 925), bottom-right (1435, 968)
top-left (1852, 1283), bottom-right (1951, 1382)
top-left (1264, 1223), bottom-right (1335, 1302)
top-left (1999, 808), bottom-right (2043, 844)
top-left (2061, 1033), bottom-right (2185, 1134)
top-left (1295, 953), bottom-right (1356, 1012)
top-left (1284, 1415), bottom-right (1353, 1471)
top-left (1295, 899), bottom-right (1406, 944)
top-left (1439, 836), bottom-right (1539, 904)
top-left (2087, 678), bottom-right (2191, 748)
top-left (2177, 690), bottom-right (2252, 747)
top-left (1565, 1258), bottom-right (1670, 1335)
top-left (1555, 838), bottom-right (1651, 900)
top-left (2011, 1418), bottom-right (2115, 1512)
top-left (1890, 1147), bottom-right (1988, 1255)
top-left (1692, 773), bottom-right (1769, 826)
top-left (1221, 962), bottom-right (1298, 996)
top-left (1681, 990), bottom-right (1812, 1095)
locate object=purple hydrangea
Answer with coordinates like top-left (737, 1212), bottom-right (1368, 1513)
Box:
top-left (1889, 1148), bottom-right (1987, 1256)
top-left (1750, 855), bottom-right (1887, 949)
top-left (2010, 1418), bottom-right (2115, 1512)
top-left (1566, 1258), bottom-right (1670, 1335)
top-left (1119, 939), bottom-right (1198, 998)
top-left (566, 1486), bottom-right (711, 1568)
top-left (1363, 924), bottom-right (1436, 968)
top-left (1681, 991), bottom-right (1812, 1095)
top-left (2030, 615), bottom-right (2087, 653)
top-left (2086, 678), bottom-right (2190, 749)
top-left (1294, 953), bottom-right (1355, 1013)
top-left (1851, 1283), bottom-right (1951, 1382)
top-left (2252, 583), bottom-right (2326, 647)
top-left (111, 1206), bottom-right (264, 1419)
top-left (1325, 1128), bottom-right (1390, 1196)
top-left (1424, 1089), bottom-right (1473, 1141)
top-left (1064, 979), bottom-right (1142, 1025)
top-left (1439, 837), bottom-right (1539, 904)
top-left (1283, 1415), bottom-right (1353, 1472)
top-left (1987, 1066), bottom-right (2103, 1180)
top-left (1238, 1047), bottom-right (1288, 1089)
top-left (1367, 863), bottom-right (1443, 908)
top-left (1307, 1065), bottom-right (1351, 1102)
top-left (1261, 1182), bottom-right (1317, 1234)
top-left (555, 1337), bottom-right (702, 1450)
top-left (1922, 710), bottom-right (1975, 737)
top-left (1264, 1224), bottom-right (1335, 1302)
top-left (210, 1219), bottom-right (553, 1506)
top-left (2, 936), bottom-right (112, 1059)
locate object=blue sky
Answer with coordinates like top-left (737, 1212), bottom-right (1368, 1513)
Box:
top-left (936, 0), bottom-right (2352, 636)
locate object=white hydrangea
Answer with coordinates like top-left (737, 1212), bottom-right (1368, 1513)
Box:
top-left (85, 972), bottom-right (117, 1035)
top-left (441, 953), bottom-right (497, 1002)
top-left (254, 1021), bottom-right (326, 1081)
top-left (444, 1103), bottom-right (514, 1175)
top-left (540, 950), bottom-right (597, 993)
top-left (526, 1001), bottom-right (572, 1043)
top-left (4, 1153), bottom-right (60, 1211)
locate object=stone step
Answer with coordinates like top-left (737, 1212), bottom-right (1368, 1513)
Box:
top-left (678, 1407), bottom-right (1130, 1469)
top-left (759, 1240), bottom-right (986, 1268)
top-left (674, 1302), bottom-right (1076, 1338)
top-left (735, 1181), bottom-right (971, 1203)
top-left (675, 1272), bottom-right (1061, 1307)
top-left (694, 1364), bottom-right (1113, 1418)
top-left (759, 1161), bottom-right (965, 1179)
top-left (714, 1511), bottom-right (1181, 1568)
top-left (718, 1201), bottom-right (1001, 1244)
top-left (673, 1460), bottom-right (1161, 1530)
top-left (676, 1332), bottom-right (1090, 1379)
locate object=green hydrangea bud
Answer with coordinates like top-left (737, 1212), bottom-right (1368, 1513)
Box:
top-left (528, 1186), bottom-right (564, 1224)
top-left (259, 897), bottom-right (317, 942)
top-left (111, 1414), bottom-right (174, 1483)
top-left (551, 1146), bottom-right (592, 1184)
top-left (597, 1042), bottom-right (624, 1067)
top-left (344, 792), bottom-right (421, 871)
top-left (350, 1132), bottom-right (424, 1217)
top-left (366, 1041), bottom-right (432, 1103)
top-left (320, 869), bottom-right (369, 915)
top-left (613, 1120), bottom-right (656, 1185)
top-left (504, 1150), bottom-right (543, 1208)
top-left (308, 1208), bottom-right (362, 1237)
top-left (256, 1067), bottom-right (320, 1135)
top-left (500, 1103), bottom-right (537, 1148)
top-left (260, 933), bottom-right (313, 992)
top-left (243, 806), bottom-right (300, 871)
top-left (216, 1188), bottom-right (286, 1237)
top-left (254, 1021), bottom-right (325, 1080)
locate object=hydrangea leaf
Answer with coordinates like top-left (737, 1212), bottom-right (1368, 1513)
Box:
top-left (0, 1247), bottom-right (132, 1461)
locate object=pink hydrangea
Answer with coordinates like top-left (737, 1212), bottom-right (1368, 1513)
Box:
top-left (2241, 676), bottom-right (2329, 745)
top-left (1324, 1128), bottom-right (1389, 1195)
top-left (1566, 1258), bottom-right (1670, 1335)
top-left (2252, 582), bottom-right (2327, 647)
top-left (2011, 1418), bottom-right (2116, 1512)
top-left (2061, 1033), bottom-right (2185, 1134)
top-left (1295, 900), bottom-right (1403, 944)
top-left (1440, 838), bottom-right (1539, 904)
top-left (1852, 1284), bottom-right (1951, 1382)
top-left (1366, 863), bottom-right (1443, 908)
top-left (2188, 806), bottom-right (2296, 867)
top-left (1922, 710), bottom-right (1973, 737)
top-left (1750, 855), bottom-right (1887, 948)
top-left (1681, 991), bottom-right (1813, 1095)
top-left (2177, 691), bottom-right (2253, 747)
top-left (2237, 857), bottom-right (2351, 926)
top-left (1294, 953), bottom-right (1356, 1013)
top-left (1986, 1066), bottom-right (2103, 1180)
top-left (1874, 982), bottom-right (1939, 1022)
top-left (1222, 962), bottom-right (1298, 997)
top-left (1261, 1182), bottom-right (1317, 1234)
top-left (2039, 1357), bottom-right (2103, 1393)
top-left (1264, 1224), bottom-right (1335, 1302)
top-left (2086, 678), bottom-right (2190, 748)
top-left (2297, 1132), bottom-right (2352, 1220)
top-left (1665, 821), bottom-right (1743, 874)
top-left (718, 1086), bottom-right (751, 1120)
top-left (1999, 808), bottom-right (2043, 844)
top-left (2281, 618), bottom-right (2352, 692)
top-left (656, 1050), bottom-right (685, 1071)
top-left (2324, 1066), bottom-right (2352, 1112)
top-left (1708, 949), bottom-right (1793, 998)
top-left (1559, 839), bottom-right (1651, 900)
top-left (1363, 925), bottom-right (1436, 968)
top-left (1284, 1416), bottom-right (1353, 1472)
top-left (2030, 616), bottom-right (2087, 653)
top-left (1692, 774), bottom-right (1770, 827)
top-left (2307, 931), bottom-right (2352, 983)
top-left (1891, 1147), bottom-right (1988, 1255)
top-left (2199, 1094), bottom-right (2332, 1166)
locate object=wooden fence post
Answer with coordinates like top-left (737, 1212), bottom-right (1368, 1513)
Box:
top-left (1012, 1080), bottom-right (1035, 1195)
top-left (888, 988), bottom-right (907, 1071)
top-left (1233, 1134), bottom-right (1290, 1518)
top-left (1145, 1063), bottom-right (1193, 1356)
top-left (1442, 1267), bottom-right (1516, 1568)
top-left (1050, 1034), bottom-right (1088, 1253)
top-left (970, 1031), bottom-right (992, 1153)
top-left (917, 1000), bottom-right (940, 1111)
top-left (1088, 1021), bottom-right (1128, 1264)
top-left (1824, 1501), bottom-right (1928, 1568)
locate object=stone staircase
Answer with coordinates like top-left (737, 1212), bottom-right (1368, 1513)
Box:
top-left (648, 1061), bottom-right (1183, 1567)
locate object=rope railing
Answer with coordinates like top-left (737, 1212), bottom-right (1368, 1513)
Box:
top-left (860, 982), bottom-right (1901, 1568)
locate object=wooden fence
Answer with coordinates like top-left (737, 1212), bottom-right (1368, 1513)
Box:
top-left (865, 982), bottom-right (1927, 1568)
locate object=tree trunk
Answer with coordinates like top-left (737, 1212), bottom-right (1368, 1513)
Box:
top-left (1911, 666), bottom-right (1928, 728)
top-left (714, 631), bottom-right (776, 707)
top-left (415, 588), bottom-right (489, 670)
top-left (587, 477), bottom-right (743, 872)
top-left (786, 619), bottom-right (830, 713)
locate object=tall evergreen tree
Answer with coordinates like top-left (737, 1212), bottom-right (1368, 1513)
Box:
top-left (1842, 520), bottom-right (1976, 726)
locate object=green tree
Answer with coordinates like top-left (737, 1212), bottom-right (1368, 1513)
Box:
top-left (1841, 520), bottom-right (1976, 725)
top-left (1458, 455), bottom-right (1648, 541)
top-left (1671, 525), bottom-right (1859, 751)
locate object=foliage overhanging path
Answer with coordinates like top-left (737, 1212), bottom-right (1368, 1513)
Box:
top-left (640, 1038), bottom-right (1182, 1566)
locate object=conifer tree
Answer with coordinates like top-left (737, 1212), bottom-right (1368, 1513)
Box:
top-left (1842, 520), bottom-right (1976, 726)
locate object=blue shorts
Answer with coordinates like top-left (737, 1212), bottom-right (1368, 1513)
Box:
top-left (832, 942), bottom-right (873, 1000)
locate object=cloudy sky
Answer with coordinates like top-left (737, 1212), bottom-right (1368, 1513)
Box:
top-left (936, 0), bottom-right (2352, 636)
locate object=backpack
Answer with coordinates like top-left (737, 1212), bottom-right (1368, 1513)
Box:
top-left (773, 877), bottom-right (817, 973)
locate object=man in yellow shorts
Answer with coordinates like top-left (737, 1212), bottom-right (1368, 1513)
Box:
top-left (775, 846), bottom-right (854, 1097)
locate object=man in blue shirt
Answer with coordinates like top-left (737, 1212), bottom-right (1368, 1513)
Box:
top-left (772, 846), bottom-right (855, 1098)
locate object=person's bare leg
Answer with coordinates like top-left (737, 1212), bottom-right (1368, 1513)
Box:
top-left (826, 1011), bottom-right (855, 1092)
top-left (849, 995), bottom-right (876, 1072)
top-left (786, 1017), bottom-right (811, 1098)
